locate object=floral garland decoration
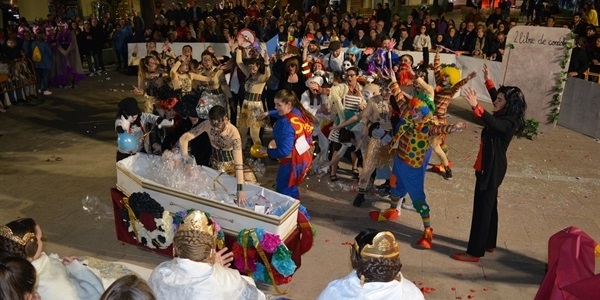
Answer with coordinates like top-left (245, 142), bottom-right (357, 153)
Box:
top-left (231, 228), bottom-right (297, 288)
top-left (122, 192), bottom-right (174, 249)
top-left (122, 194), bottom-right (225, 250)
top-left (550, 32), bottom-right (576, 124)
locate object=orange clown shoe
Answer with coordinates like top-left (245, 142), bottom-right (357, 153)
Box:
top-left (417, 228), bottom-right (434, 249)
top-left (369, 208), bottom-right (399, 222)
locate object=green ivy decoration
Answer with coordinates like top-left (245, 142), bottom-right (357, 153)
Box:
top-left (507, 43), bottom-right (515, 49)
top-left (548, 36), bottom-right (573, 124)
top-left (521, 118), bottom-right (540, 140)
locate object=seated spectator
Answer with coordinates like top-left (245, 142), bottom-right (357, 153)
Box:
top-left (100, 275), bottom-right (155, 300)
top-left (317, 229), bottom-right (424, 300)
top-left (467, 26), bottom-right (490, 58)
top-left (148, 210), bottom-right (266, 299)
top-left (397, 28), bottom-right (414, 51)
top-left (568, 37), bottom-right (589, 79)
top-left (488, 32), bottom-right (506, 61)
top-left (0, 256), bottom-right (39, 300)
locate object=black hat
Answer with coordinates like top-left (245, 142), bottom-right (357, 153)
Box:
top-left (118, 97), bottom-right (141, 116)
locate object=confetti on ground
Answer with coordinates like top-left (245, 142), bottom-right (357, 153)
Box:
top-left (483, 288), bottom-right (489, 292)
top-left (468, 295), bottom-right (474, 299)
top-left (457, 273), bottom-right (463, 277)
top-left (451, 287), bottom-right (456, 291)
top-left (470, 289), bottom-right (476, 293)
top-left (324, 239), bottom-right (330, 242)
top-left (341, 242), bottom-right (353, 246)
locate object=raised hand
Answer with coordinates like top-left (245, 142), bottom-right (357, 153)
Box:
top-left (388, 38), bottom-right (397, 51)
top-left (228, 36), bottom-right (236, 49)
top-left (452, 122), bottom-right (467, 132)
top-left (464, 87), bottom-right (478, 107)
top-left (483, 64), bottom-right (491, 80)
top-left (162, 41), bottom-right (170, 52)
top-left (467, 71), bottom-right (477, 80)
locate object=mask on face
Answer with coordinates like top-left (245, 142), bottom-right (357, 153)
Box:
top-left (343, 60), bottom-right (353, 71)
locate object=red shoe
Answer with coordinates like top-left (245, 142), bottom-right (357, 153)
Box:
top-left (368, 208), bottom-right (399, 222)
top-left (382, 208), bottom-right (399, 221)
top-left (451, 252), bottom-right (480, 262)
top-left (430, 165), bottom-right (444, 173)
top-left (486, 248), bottom-right (495, 253)
top-left (416, 228), bottom-right (433, 249)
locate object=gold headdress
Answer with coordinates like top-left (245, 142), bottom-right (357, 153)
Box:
top-left (178, 210), bottom-right (215, 236)
top-left (353, 231), bottom-right (400, 259)
top-left (0, 225), bottom-right (36, 246)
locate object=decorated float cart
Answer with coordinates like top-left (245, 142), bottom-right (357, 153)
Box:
top-left (111, 153), bottom-right (314, 291)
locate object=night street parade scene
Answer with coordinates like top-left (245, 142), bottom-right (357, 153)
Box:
top-left (1, 0), bottom-right (600, 299)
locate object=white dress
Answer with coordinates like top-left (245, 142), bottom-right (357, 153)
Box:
top-left (148, 257), bottom-right (266, 300)
top-left (317, 270), bottom-right (424, 300)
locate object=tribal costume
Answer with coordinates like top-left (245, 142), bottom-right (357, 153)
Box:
top-left (236, 49), bottom-right (270, 148)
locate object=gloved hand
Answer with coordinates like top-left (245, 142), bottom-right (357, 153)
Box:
top-left (120, 116), bottom-right (131, 132)
top-left (158, 119), bottom-right (174, 129)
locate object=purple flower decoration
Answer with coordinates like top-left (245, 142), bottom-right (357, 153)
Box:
top-left (259, 233), bottom-right (282, 253)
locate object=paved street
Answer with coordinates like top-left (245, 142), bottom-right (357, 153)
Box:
top-left (1, 67), bottom-right (599, 299)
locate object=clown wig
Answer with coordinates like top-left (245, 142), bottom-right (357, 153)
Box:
top-left (440, 66), bottom-right (461, 86)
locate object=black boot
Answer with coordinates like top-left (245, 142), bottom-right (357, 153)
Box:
top-left (353, 193), bottom-right (366, 207)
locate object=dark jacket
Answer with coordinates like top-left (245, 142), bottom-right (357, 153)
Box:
top-left (568, 47), bottom-right (589, 79)
top-left (476, 83), bottom-right (522, 190)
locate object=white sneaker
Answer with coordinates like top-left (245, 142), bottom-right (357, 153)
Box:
top-left (400, 198), bottom-right (416, 211)
top-left (89, 72), bottom-right (96, 77)
top-left (43, 90), bottom-right (52, 95)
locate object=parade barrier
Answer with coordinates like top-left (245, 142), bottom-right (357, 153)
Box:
top-left (557, 77), bottom-right (600, 139)
top-left (0, 58), bottom-right (37, 102)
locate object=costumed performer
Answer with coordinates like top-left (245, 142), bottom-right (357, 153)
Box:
top-left (431, 47), bottom-right (477, 179)
top-left (179, 105), bottom-right (254, 206)
top-left (382, 67), bottom-right (466, 249)
top-left (333, 82), bottom-right (394, 207)
top-left (53, 21), bottom-right (85, 88)
top-left (198, 50), bottom-right (232, 115)
top-left (0, 256), bottom-right (40, 300)
top-left (258, 89), bottom-right (316, 199)
top-left (308, 66), bottom-right (366, 182)
top-left (451, 65), bottom-right (526, 262)
top-left (317, 229), bottom-right (424, 300)
top-left (148, 210), bottom-right (266, 300)
top-left (170, 54), bottom-right (215, 97)
top-left (115, 97), bottom-right (174, 162)
top-left (160, 94), bottom-right (211, 166)
top-left (133, 55), bottom-right (168, 113)
top-left (235, 42), bottom-right (271, 149)
top-left (300, 76), bottom-right (332, 173)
